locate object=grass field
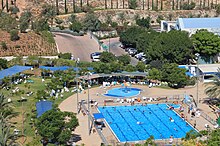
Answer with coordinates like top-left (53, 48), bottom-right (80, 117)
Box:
top-left (1, 76), bottom-right (74, 145)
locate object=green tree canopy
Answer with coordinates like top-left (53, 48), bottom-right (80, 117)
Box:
top-left (148, 68), bottom-right (162, 81)
top-left (83, 13), bottom-right (101, 31)
top-left (136, 17), bottom-right (151, 28)
top-left (0, 59), bottom-right (7, 70)
top-left (100, 52), bottom-right (116, 63)
top-left (69, 21), bottom-right (83, 33)
top-left (117, 54), bottom-right (131, 65)
top-left (146, 30), bottom-right (193, 64)
top-left (128, 0), bottom-right (137, 9)
top-left (36, 108), bottom-right (79, 145)
top-left (192, 30), bottom-right (220, 57)
top-left (161, 63), bottom-right (188, 88)
top-left (0, 12), bottom-right (17, 32)
top-left (119, 26), bottom-right (144, 47)
top-left (19, 10), bottom-right (32, 33)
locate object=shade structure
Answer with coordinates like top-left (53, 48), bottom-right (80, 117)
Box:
top-left (36, 101), bottom-right (53, 118)
top-left (0, 65), bottom-right (32, 80)
top-left (93, 113), bottom-right (104, 120)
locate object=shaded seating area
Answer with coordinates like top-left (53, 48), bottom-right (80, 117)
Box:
top-left (0, 65), bottom-right (32, 80)
top-left (36, 101), bottom-right (53, 118)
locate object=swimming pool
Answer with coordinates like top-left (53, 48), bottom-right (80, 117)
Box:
top-left (98, 104), bottom-right (196, 142)
top-left (103, 87), bottom-right (141, 98)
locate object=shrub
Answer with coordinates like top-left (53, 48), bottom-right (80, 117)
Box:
top-left (10, 29), bottom-right (20, 41)
top-left (1, 41), bottom-right (8, 50)
top-left (58, 53), bottom-right (72, 60)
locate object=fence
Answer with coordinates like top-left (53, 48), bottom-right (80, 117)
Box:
top-left (80, 100), bottom-right (109, 145)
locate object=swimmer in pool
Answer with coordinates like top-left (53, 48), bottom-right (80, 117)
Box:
top-left (137, 121), bottom-right (143, 125)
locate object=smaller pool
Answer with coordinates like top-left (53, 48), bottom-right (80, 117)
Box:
top-left (104, 87), bottom-right (141, 98)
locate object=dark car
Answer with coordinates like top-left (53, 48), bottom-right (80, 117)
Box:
top-left (90, 52), bottom-right (102, 59)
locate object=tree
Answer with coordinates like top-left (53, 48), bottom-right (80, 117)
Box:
top-left (1, 42), bottom-right (7, 51)
top-left (0, 12), bottom-right (17, 32)
top-left (19, 10), bottom-right (32, 33)
top-left (33, 18), bottom-right (50, 33)
top-left (36, 108), bottom-right (79, 144)
top-left (118, 12), bottom-right (126, 25)
top-left (161, 63), bottom-right (188, 88)
top-left (69, 21), bottom-right (82, 32)
top-left (0, 58), bottom-right (7, 69)
top-left (146, 30), bottom-right (193, 64)
top-left (68, 14), bottom-right (76, 23)
top-left (117, 54), bottom-right (131, 65)
top-left (83, 13), bottom-right (101, 31)
top-left (129, 0), bottom-right (137, 9)
top-left (100, 52), bottom-right (116, 63)
top-left (192, 30), bottom-right (220, 58)
top-left (216, 4), bottom-right (220, 15)
top-left (156, 15), bottom-right (164, 24)
top-left (125, 64), bottom-right (136, 72)
top-left (136, 17), bottom-right (151, 28)
top-left (148, 68), bottom-right (162, 81)
top-left (0, 94), bottom-right (18, 146)
top-left (10, 29), bottom-right (19, 41)
top-left (136, 61), bottom-right (146, 72)
top-left (205, 75), bottom-right (220, 99)
top-left (41, 4), bottom-right (56, 27)
top-left (64, 0), bottom-right (68, 14)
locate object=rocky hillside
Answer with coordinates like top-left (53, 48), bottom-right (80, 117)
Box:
top-left (0, 30), bottom-right (57, 57)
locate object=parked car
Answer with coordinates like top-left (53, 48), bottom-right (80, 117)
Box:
top-left (90, 52), bottom-right (102, 59)
top-left (135, 52), bottom-right (146, 60)
top-left (128, 48), bottom-right (138, 56)
top-left (92, 55), bottom-right (100, 62)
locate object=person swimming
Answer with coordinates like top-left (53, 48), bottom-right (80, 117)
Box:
top-left (169, 117), bottom-right (174, 122)
top-left (137, 121), bottom-right (143, 125)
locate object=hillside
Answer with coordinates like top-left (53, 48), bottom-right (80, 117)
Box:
top-left (0, 30), bottom-right (57, 57)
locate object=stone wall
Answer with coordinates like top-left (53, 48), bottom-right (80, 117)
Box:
top-left (58, 9), bottom-right (217, 26)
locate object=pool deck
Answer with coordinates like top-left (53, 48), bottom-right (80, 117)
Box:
top-left (59, 83), bottom-right (218, 145)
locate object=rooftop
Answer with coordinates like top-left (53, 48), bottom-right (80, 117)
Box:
top-left (178, 18), bottom-right (220, 29)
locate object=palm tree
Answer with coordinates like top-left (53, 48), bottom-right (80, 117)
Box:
top-left (142, 0), bottom-right (145, 10)
top-left (205, 76), bottom-right (220, 99)
top-left (0, 94), bottom-right (18, 146)
top-left (123, 0), bottom-right (125, 8)
top-left (152, 0), bottom-right (154, 10)
top-left (111, 0), bottom-right (113, 9)
top-left (116, 0), bottom-right (118, 8)
top-left (148, 0), bottom-right (150, 9)
top-left (87, 0), bottom-right (89, 6)
top-left (160, 0), bottom-right (163, 10)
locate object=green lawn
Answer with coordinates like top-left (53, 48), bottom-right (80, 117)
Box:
top-left (1, 76), bottom-right (74, 145)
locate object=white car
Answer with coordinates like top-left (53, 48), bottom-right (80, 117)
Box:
top-left (92, 56), bottom-right (100, 62)
top-left (135, 52), bottom-right (146, 59)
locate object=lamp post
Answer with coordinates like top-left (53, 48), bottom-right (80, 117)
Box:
top-left (108, 24), bottom-right (111, 52)
top-left (87, 72), bottom-right (92, 135)
top-left (195, 53), bottom-right (200, 107)
top-left (76, 58), bottom-right (80, 114)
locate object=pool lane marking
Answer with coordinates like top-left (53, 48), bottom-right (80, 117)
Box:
top-left (147, 106), bottom-right (176, 138)
top-left (117, 110), bottom-right (142, 140)
top-left (105, 110), bottom-right (128, 142)
top-left (127, 109), bottom-right (152, 138)
top-left (157, 105), bottom-right (186, 134)
top-left (136, 108), bottom-right (164, 139)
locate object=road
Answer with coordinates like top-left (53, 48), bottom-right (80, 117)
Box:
top-left (54, 32), bottom-right (138, 65)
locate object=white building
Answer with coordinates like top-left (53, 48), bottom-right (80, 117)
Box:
top-left (161, 17), bottom-right (220, 36)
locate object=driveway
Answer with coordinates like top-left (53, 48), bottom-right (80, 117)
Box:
top-left (53, 33), bottom-right (100, 62)
top-left (54, 33), bottom-right (138, 65)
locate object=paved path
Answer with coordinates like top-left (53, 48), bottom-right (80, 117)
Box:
top-left (53, 33), bottom-right (100, 62)
top-left (54, 33), bottom-right (138, 65)
top-left (101, 37), bottom-right (139, 65)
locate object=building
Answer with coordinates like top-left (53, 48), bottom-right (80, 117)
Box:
top-left (161, 17), bottom-right (220, 36)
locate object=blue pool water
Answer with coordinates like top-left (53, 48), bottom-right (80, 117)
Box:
top-left (98, 104), bottom-right (196, 142)
top-left (104, 87), bottom-right (141, 98)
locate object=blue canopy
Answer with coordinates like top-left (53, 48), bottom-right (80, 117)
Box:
top-left (93, 113), bottom-right (104, 120)
top-left (0, 65), bottom-right (32, 80)
top-left (40, 66), bottom-right (93, 72)
top-left (40, 66), bottom-right (71, 71)
top-left (36, 101), bottom-right (53, 118)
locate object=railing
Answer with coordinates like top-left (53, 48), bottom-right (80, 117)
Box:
top-left (200, 111), bottom-right (217, 125)
top-left (80, 100), bottom-right (109, 145)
